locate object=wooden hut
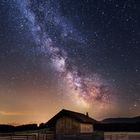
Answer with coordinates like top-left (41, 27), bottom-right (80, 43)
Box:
top-left (45, 109), bottom-right (97, 134)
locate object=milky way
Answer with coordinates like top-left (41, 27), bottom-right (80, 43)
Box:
top-left (0, 0), bottom-right (140, 124)
top-left (16, 0), bottom-right (115, 108)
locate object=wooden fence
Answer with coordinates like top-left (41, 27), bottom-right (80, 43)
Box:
top-left (56, 132), bottom-right (104, 140)
top-left (104, 132), bottom-right (140, 140)
top-left (0, 133), bottom-right (54, 140)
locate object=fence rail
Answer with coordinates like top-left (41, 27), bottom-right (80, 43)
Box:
top-left (0, 133), bottom-right (54, 140)
top-left (104, 132), bottom-right (140, 140)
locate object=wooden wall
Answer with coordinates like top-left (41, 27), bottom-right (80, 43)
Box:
top-left (80, 123), bottom-right (93, 133)
top-left (56, 117), bottom-right (93, 134)
top-left (56, 117), bottom-right (80, 134)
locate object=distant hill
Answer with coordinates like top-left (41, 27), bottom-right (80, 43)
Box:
top-left (94, 116), bottom-right (140, 132)
top-left (0, 124), bottom-right (15, 133)
top-left (0, 124), bottom-right (38, 133)
top-left (102, 116), bottom-right (140, 123)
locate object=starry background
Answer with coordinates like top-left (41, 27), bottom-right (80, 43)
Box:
top-left (0, 0), bottom-right (140, 124)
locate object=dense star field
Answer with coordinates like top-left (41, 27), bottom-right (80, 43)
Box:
top-left (0, 0), bottom-right (140, 124)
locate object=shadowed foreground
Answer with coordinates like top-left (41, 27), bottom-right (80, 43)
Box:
top-left (0, 132), bottom-right (103, 140)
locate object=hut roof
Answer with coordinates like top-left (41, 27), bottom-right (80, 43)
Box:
top-left (45, 109), bottom-right (98, 128)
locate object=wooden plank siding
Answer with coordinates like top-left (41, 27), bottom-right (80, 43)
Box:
top-left (56, 117), bottom-right (80, 134)
top-left (80, 123), bottom-right (93, 133)
top-left (56, 117), bottom-right (93, 134)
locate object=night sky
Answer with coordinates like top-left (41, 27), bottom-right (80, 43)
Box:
top-left (0, 0), bottom-right (140, 124)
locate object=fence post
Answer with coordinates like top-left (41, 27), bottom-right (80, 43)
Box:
top-left (46, 134), bottom-right (47, 140)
